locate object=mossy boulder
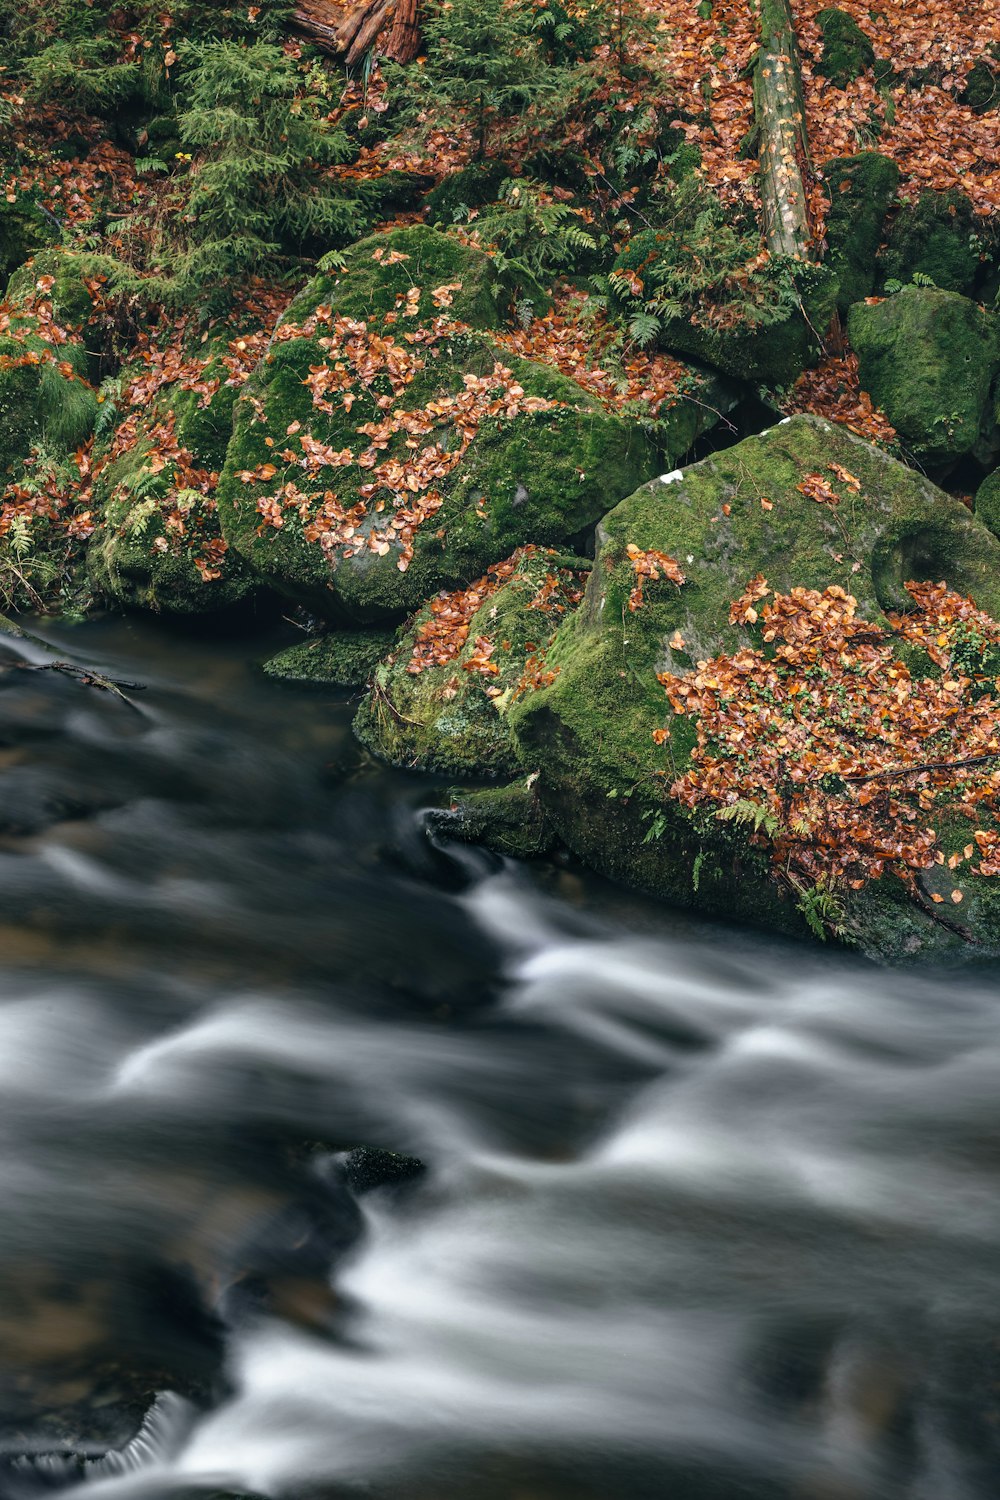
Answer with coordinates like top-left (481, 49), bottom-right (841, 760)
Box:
top-left (217, 227), bottom-right (657, 622)
top-left (821, 153), bottom-right (899, 312)
top-left (815, 7), bottom-right (875, 87)
top-left (611, 226), bottom-right (838, 388)
top-left (848, 287), bottom-right (999, 465)
top-left (86, 351), bottom-right (253, 614)
top-left (354, 546), bottom-right (589, 775)
top-left (0, 199), bottom-right (56, 284)
top-left (879, 190), bottom-right (984, 298)
top-left (974, 467), bottom-right (1000, 536)
top-left (508, 414), bottom-right (1000, 962)
top-left (261, 628), bottom-right (394, 686)
top-left (424, 161), bottom-right (509, 226)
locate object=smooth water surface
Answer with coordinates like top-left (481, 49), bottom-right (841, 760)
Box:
top-left (1, 614), bottom-right (999, 1500)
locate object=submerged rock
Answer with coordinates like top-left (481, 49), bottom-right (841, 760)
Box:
top-left (354, 546), bottom-right (589, 775)
top-left (216, 226), bottom-right (657, 622)
top-left (508, 414), bottom-right (1000, 961)
top-left (848, 288), bottom-right (999, 465)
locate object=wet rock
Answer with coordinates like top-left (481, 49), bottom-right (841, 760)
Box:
top-left (878, 188), bottom-right (987, 299)
top-left (428, 777), bottom-right (556, 858)
top-left (342, 1145), bottom-right (425, 1195)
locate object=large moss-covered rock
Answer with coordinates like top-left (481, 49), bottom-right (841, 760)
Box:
top-left (509, 414), bottom-right (1000, 962)
top-left (848, 288), bottom-right (999, 465)
top-left (879, 190), bottom-right (984, 298)
top-left (355, 546), bottom-right (589, 774)
top-left (86, 349), bottom-right (253, 614)
top-left (821, 153), bottom-right (899, 312)
top-left (217, 227), bottom-right (658, 622)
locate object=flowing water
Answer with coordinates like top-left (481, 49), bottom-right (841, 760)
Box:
top-left (1, 614), bottom-right (999, 1500)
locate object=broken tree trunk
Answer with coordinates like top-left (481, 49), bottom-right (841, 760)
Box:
top-left (385, 0), bottom-right (421, 65)
top-left (752, 0), bottom-right (812, 260)
top-left (292, 0), bottom-right (421, 65)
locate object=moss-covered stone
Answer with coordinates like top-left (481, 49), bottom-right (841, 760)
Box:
top-left (848, 288), bottom-right (999, 465)
top-left (508, 414), bottom-right (1000, 961)
top-left (424, 161), bottom-right (509, 226)
top-left (821, 153), bottom-right (899, 311)
top-left (86, 349), bottom-right (253, 615)
top-left (962, 56), bottom-right (999, 115)
top-left (879, 190), bottom-right (983, 298)
top-left (427, 778), bottom-right (556, 857)
top-left (0, 251), bottom-right (100, 481)
top-left (261, 628), bottom-right (394, 686)
top-left (974, 467), bottom-right (1000, 536)
top-left (815, 7), bottom-right (875, 88)
top-left (612, 226), bottom-right (839, 388)
top-left (354, 547), bottom-right (589, 774)
top-left (363, 169), bottom-right (435, 219)
top-left (217, 228), bottom-right (657, 622)
top-left (282, 224), bottom-right (507, 332)
top-left (0, 199), bottom-right (56, 283)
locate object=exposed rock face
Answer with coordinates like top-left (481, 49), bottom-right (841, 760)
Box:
top-left (848, 288), bottom-right (999, 466)
top-left (507, 414), bottom-right (1000, 962)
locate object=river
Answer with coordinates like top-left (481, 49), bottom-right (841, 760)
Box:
top-left (0, 613), bottom-right (998, 1500)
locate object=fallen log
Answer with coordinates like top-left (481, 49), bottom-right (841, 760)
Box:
top-left (292, 0), bottom-right (421, 64)
top-left (752, 0), bottom-right (812, 260)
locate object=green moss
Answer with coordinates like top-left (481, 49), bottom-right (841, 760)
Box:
top-left (821, 153), bottom-right (900, 311)
top-left (508, 414), bottom-right (1000, 956)
top-left (282, 224), bottom-right (507, 332)
top-left (428, 778), bottom-right (556, 857)
top-left (974, 467), bottom-right (1000, 536)
top-left (848, 287), bottom-right (999, 464)
top-left (0, 199), bottom-right (56, 283)
top-left (354, 547), bottom-right (588, 775)
top-left (424, 161), bottom-right (509, 225)
top-left (962, 56), bottom-right (999, 115)
top-left (879, 190), bottom-right (983, 298)
top-left (86, 348), bottom-right (253, 615)
top-left (217, 270), bottom-right (656, 621)
top-left (612, 224), bottom-right (839, 387)
top-left (815, 7), bottom-right (875, 88)
top-left (261, 629), bottom-right (394, 686)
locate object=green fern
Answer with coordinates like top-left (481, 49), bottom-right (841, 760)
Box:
top-left (795, 877), bottom-right (846, 941)
top-left (714, 799), bottom-right (783, 839)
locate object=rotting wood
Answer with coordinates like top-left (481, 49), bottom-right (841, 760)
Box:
top-left (292, 0), bottom-right (421, 64)
top-left (752, 0), bottom-right (812, 260)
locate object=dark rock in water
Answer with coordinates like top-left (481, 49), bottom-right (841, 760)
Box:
top-left (342, 1145), bottom-right (425, 1195)
top-left (848, 287), bottom-right (999, 466)
top-left (261, 628), bottom-right (394, 688)
top-left (428, 778), bottom-right (556, 859)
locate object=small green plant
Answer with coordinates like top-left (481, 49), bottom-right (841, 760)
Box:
top-left (714, 799), bottom-right (783, 839)
top-left (795, 876), bottom-right (846, 941)
top-left (463, 178), bottom-right (597, 277)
